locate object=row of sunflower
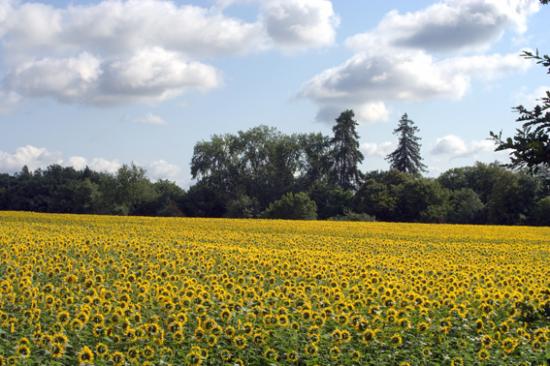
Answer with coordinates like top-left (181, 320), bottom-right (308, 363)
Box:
top-left (0, 211), bottom-right (548, 365)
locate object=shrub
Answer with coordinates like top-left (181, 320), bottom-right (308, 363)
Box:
top-left (328, 210), bottom-right (375, 222)
top-left (263, 192), bottom-right (317, 220)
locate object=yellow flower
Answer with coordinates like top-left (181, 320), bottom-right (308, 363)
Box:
top-left (391, 334), bottom-right (403, 347)
top-left (16, 345), bottom-right (30, 359)
top-left (111, 351), bottom-right (125, 366)
top-left (77, 346), bottom-right (94, 365)
top-left (233, 335), bottom-right (247, 350)
top-left (477, 348), bottom-right (490, 361)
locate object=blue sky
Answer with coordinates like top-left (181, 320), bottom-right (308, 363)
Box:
top-left (0, 0), bottom-right (548, 186)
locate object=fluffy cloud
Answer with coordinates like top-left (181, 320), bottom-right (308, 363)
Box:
top-left (0, 0), bottom-right (264, 59)
top-left (0, 145), bottom-right (61, 172)
top-left (431, 134), bottom-right (496, 158)
top-left (301, 0), bottom-right (538, 123)
top-left (148, 160), bottom-right (182, 182)
top-left (134, 113), bottom-right (167, 126)
top-left (301, 50), bottom-right (530, 122)
top-left (0, 0), bottom-right (337, 108)
top-left (346, 0), bottom-right (539, 53)
top-left (261, 0), bottom-right (338, 50)
top-left (361, 141), bottom-right (395, 158)
top-left (65, 156), bottom-right (122, 174)
top-left (0, 145), bottom-right (185, 182)
top-left (356, 102), bottom-right (390, 123)
top-left (515, 85), bottom-right (550, 108)
top-left (5, 48), bottom-right (220, 104)
top-left (0, 89), bottom-right (20, 113)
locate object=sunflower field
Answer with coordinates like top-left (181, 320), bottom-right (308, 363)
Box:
top-left (0, 212), bottom-right (548, 365)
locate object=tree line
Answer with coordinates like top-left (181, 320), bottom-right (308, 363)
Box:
top-left (1, 110), bottom-right (549, 225)
top-left (2, 0), bottom-right (549, 226)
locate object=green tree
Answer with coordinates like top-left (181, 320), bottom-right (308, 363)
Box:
top-left (396, 178), bottom-right (449, 222)
top-left (354, 178), bottom-right (396, 221)
top-left (532, 196), bottom-right (550, 225)
top-left (447, 188), bottom-right (484, 224)
top-left (114, 164), bottom-right (159, 215)
top-left (296, 133), bottom-right (332, 189)
top-left (263, 192), bottom-right (317, 220)
top-left (330, 110), bottom-right (364, 190)
top-left (386, 113), bottom-right (427, 175)
top-left (490, 0), bottom-right (549, 171)
top-left (308, 181), bottom-right (353, 219)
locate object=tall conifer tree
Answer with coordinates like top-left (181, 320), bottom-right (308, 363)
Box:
top-left (386, 113), bottom-right (427, 175)
top-left (330, 110), bottom-right (364, 190)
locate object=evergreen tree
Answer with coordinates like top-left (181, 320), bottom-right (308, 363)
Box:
top-left (386, 113), bottom-right (427, 175)
top-left (330, 110), bottom-right (364, 190)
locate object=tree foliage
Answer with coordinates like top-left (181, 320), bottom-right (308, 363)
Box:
top-left (262, 192), bottom-right (317, 220)
top-left (386, 113), bottom-right (427, 175)
top-left (330, 110), bottom-right (364, 190)
top-left (491, 51), bottom-right (550, 170)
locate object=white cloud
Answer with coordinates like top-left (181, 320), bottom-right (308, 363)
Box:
top-left (134, 113), bottom-right (167, 126)
top-left (302, 0), bottom-right (537, 123)
top-left (0, 0), bottom-right (337, 60)
top-left (301, 50), bottom-right (530, 121)
top-left (432, 135), bottom-right (469, 155)
top-left (6, 53), bottom-right (102, 102)
top-left (0, 89), bottom-right (21, 113)
top-left (356, 102), bottom-right (390, 123)
top-left (0, 0), bottom-right (337, 109)
top-left (431, 134), bottom-right (496, 158)
top-left (0, 0), bottom-right (265, 60)
top-left (5, 48), bottom-right (220, 105)
top-left (67, 156), bottom-right (123, 175)
top-left (0, 145), bottom-right (188, 182)
top-left (261, 0), bottom-right (338, 50)
top-left (346, 0), bottom-right (540, 53)
top-left (361, 141), bottom-right (395, 158)
top-left (147, 160), bottom-right (182, 182)
top-left (515, 85), bottom-right (550, 108)
top-left (0, 145), bottom-right (62, 173)
top-left (67, 156), bottom-right (88, 170)
top-left (86, 158), bottom-right (122, 174)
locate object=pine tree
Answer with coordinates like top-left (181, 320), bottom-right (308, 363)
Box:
top-left (386, 113), bottom-right (427, 175)
top-left (330, 110), bottom-right (364, 190)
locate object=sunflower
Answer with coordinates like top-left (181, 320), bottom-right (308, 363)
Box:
top-left (391, 334), bottom-right (403, 347)
top-left (16, 345), bottom-right (30, 359)
top-left (233, 335), bottom-right (247, 350)
top-left (223, 325), bottom-right (236, 338)
top-left (185, 351), bottom-right (203, 366)
top-left (77, 346), bottom-right (94, 365)
top-left (451, 357), bottom-right (464, 366)
top-left (142, 346), bottom-right (155, 360)
top-left (52, 333), bottom-right (68, 346)
top-left (340, 329), bottom-right (352, 343)
top-left (263, 348), bottom-right (278, 361)
top-left (331, 329), bottom-right (341, 342)
top-left (127, 347), bottom-right (139, 362)
top-left (304, 343), bottom-right (318, 356)
top-left (220, 349), bottom-right (232, 361)
top-left (501, 337), bottom-right (517, 354)
top-left (480, 335), bottom-right (492, 348)
top-left (111, 351), bottom-right (125, 366)
top-left (95, 343), bottom-right (109, 359)
top-left (56, 311), bottom-right (70, 325)
top-left (193, 326), bottom-right (205, 340)
top-left (477, 348), bottom-right (489, 361)
top-left (329, 346), bottom-right (340, 360)
top-left (51, 344), bottom-right (64, 359)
